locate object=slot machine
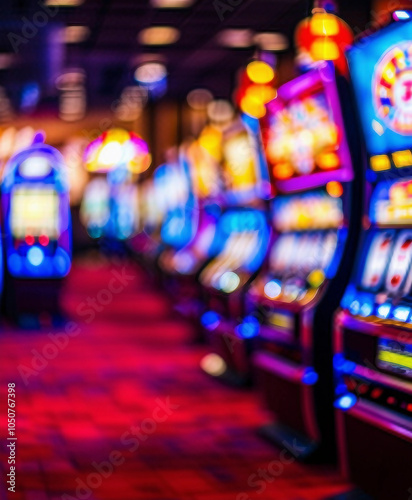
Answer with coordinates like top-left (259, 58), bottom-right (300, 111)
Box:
top-left (157, 150), bottom-right (197, 267)
top-left (334, 14), bottom-right (412, 498)
top-left (199, 114), bottom-right (271, 384)
top-left (130, 163), bottom-right (182, 268)
top-left (128, 178), bottom-right (164, 266)
top-left (80, 177), bottom-right (110, 240)
top-left (1, 142), bottom-right (72, 324)
top-left (246, 61), bottom-right (360, 459)
top-left (81, 129), bottom-right (150, 243)
top-left (157, 126), bottom-right (225, 319)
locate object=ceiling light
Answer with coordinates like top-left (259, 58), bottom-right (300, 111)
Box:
top-left (217, 29), bottom-right (254, 48)
top-left (151, 0), bottom-right (193, 7)
top-left (64, 25), bottom-right (90, 43)
top-left (55, 69), bottom-right (86, 90)
top-left (187, 89), bottom-right (213, 111)
top-left (207, 99), bottom-right (234, 124)
top-left (254, 32), bottom-right (289, 51)
top-left (138, 26), bottom-right (180, 46)
top-left (134, 62), bottom-right (167, 84)
top-left (134, 62), bottom-right (168, 97)
top-left (45, 0), bottom-right (84, 5)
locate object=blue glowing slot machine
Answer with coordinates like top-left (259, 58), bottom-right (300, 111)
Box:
top-left (157, 128), bottom-right (225, 318)
top-left (199, 114), bottom-right (271, 384)
top-left (334, 14), bottom-right (412, 498)
top-left (131, 162), bottom-right (182, 267)
top-left (106, 175), bottom-right (139, 242)
top-left (1, 142), bottom-right (72, 323)
top-left (80, 177), bottom-right (111, 240)
top-left (158, 152), bottom-right (196, 251)
top-left (245, 61), bottom-right (361, 459)
top-left (155, 124), bottom-right (223, 324)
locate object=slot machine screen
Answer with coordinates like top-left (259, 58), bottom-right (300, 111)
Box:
top-left (372, 179), bottom-right (412, 226)
top-left (222, 128), bottom-right (257, 195)
top-left (199, 210), bottom-right (268, 291)
top-left (266, 91), bottom-right (339, 180)
top-left (11, 186), bottom-right (59, 239)
top-left (154, 163), bottom-right (189, 214)
top-left (377, 337), bottom-right (412, 379)
top-left (270, 192), bottom-right (342, 282)
top-left (384, 231), bottom-right (412, 295)
top-left (19, 157), bottom-right (52, 178)
top-left (187, 140), bottom-right (221, 199)
top-left (360, 232), bottom-right (394, 291)
top-left (262, 63), bottom-right (352, 192)
top-left (143, 182), bottom-right (162, 229)
top-left (81, 178), bottom-right (110, 230)
top-left (273, 191), bottom-right (343, 232)
top-left (347, 21), bottom-right (412, 158)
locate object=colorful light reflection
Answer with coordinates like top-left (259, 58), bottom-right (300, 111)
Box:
top-left (84, 129), bottom-right (152, 174)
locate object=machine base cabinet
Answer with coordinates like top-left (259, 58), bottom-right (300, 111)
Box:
top-left (253, 351), bottom-right (334, 462)
top-left (337, 404), bottom-right (412, 500)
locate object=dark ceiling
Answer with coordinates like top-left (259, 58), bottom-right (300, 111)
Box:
top-left (0, 0), bottom-right (371, 114)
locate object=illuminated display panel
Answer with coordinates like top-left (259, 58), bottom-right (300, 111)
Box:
top-left (270, 234), bottom-right (297, 276)
top-left (112, 183), bottom-right (139, 240)
top-left (199, 232), bottom-right (259, 290)
top-left (359, 230), bottom-right (412, 296)
top-left (80, 178), bottom-right (110, 235)
top-left (273, 191), bottom-right (343, 232)
top-left (270, 231), bottom-right (338, 281)
top-left (19, 157), bottom-right (51, 178)
top-left (154, 163), bottom-right (190, 213)
top-left (360, 231), bottom-right (394, 291)
top-left (262, 63), bottom-right (352, 192)
top-left (142, 181), bottom-right (163, 229)
top-left (186, 139), bottom-right (222, 199)
top-left (155, 158), bottom-right (195, 248)
top-left (267, 92), bottom-right (339, 177)
top-left (347, 20), bottom-right (412, 158)
top-left (372, 178), bottom-right (412, 225)
top-left (377, 338), bottom-right (412, 379)
top-left (385, 230), bottom-right (412, 295)
top-left (199, 210), bottom-right (269, 292)
top-left (222, 127), bottom-right (257, 195)
top-left (11, 186), bottom-right (59, 239)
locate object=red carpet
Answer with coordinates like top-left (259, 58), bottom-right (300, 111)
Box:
top-left (0, 255), bottom-right (352, 499)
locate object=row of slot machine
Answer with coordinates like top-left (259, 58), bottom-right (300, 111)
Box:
top-left (127, 15), bottom-right (412, 499)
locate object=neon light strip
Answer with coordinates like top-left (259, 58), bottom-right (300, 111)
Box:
top-left (379, 350), bottom-right (412, 370)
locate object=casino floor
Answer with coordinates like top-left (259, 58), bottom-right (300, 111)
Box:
top-left (0, 253), bottom-right (353, 500)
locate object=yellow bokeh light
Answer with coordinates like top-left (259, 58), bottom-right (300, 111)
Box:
top-left (307, 269), bottom-right (325, 288)
top-left (393, 150), bottom-right (412, 168)
top-left (310, 38), bottom-right (339, 61)
top-left (273, 163), bottom-right (294, 180)
top-left (198, 126), bottom-right (222, 161)
top-left (370, 155), bottom-right (390, 171)
top-left (240, 95), bottom-right (266, 118)
top-left (246, 61), bottom-right (275, 85)
top-left (326, 181), bottom-right (343, 198)
top-left (318, 152), bottom-right (339, 170)
top-left (310, 13), bottom-right (339, 36)
top-left (245, 84), bottom-right (277, 104)
top-left (138, 26), bottom-right (180, 45)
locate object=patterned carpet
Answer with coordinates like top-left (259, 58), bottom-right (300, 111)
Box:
top-left (0, 254), bottom-right (352, 500)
